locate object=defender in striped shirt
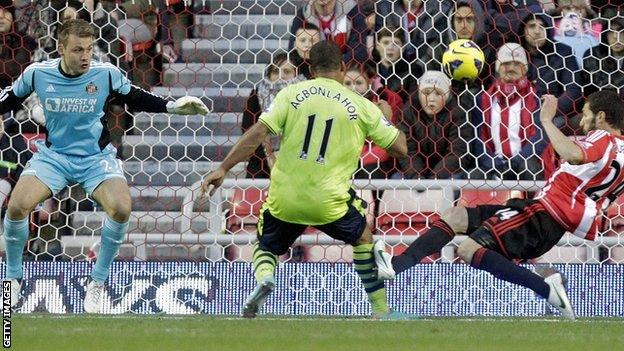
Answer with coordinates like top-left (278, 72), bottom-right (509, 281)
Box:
top-left (390, 90), bottom-right (624, 320)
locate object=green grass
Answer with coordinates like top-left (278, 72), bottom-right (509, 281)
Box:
top-left (8, 314), bottom-right (624, 351)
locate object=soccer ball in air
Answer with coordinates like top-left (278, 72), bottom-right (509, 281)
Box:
top-left (442, 39), bottom-right (485, 81)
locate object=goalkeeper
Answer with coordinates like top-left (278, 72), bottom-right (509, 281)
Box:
top-left (0, 19), bottom-right (209, 313)
top-left (202, 41), bottom-right (410, 319)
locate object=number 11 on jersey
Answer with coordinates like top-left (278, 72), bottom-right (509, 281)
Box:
top-left (299, 114), bottom-right (334, 165)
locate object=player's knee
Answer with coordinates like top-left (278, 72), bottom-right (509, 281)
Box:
top-left (6, 198), bottom-right (35, 220)
top-left (457, 238), bottom-right (481, 264)
top-left (108, 202), bottom-right (131, 223)
top-left (440, 206), bottom-right (468, 234)
top-left (355, 227), bottom-right (373, 245)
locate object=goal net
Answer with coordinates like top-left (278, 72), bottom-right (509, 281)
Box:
top-left (1, 0), bottom-right (623, 316)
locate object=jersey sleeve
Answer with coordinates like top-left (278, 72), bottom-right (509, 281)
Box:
top-left (258, 88), bottom-right (290, 135)
top-left (11, 65), bottom-right (36, 98)
top-left (109, 66), bottom-right (132, 95)
top-left (574, 130), bottom-right (611, 163)
top-left (362, 100), bottom-right (400, 149)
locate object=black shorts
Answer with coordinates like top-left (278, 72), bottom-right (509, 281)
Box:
top-left (465, 198), bottom-right (566, 260)
top-left (256, 191), bottom-right (367, 255)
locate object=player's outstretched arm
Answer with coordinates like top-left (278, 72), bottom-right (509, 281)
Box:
top-left (116, 86), bottom-right (209, 115)
top-left (201, 122), bottom-right (270, 197)
top-left (385, 130), bottom-right (408, 158)
top-left (0, 87), bottom-right (28, 115)
top-left (540, 94), bottom-right (583, 164)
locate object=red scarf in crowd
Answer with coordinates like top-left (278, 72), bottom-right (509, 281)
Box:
top-left (480, 77), bottom-right (539, 158)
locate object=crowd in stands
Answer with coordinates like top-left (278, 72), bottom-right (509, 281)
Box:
top-left (244, 0), bottom-right (624, 183)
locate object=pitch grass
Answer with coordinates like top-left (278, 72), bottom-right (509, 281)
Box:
top-left (9, 314), bottom-right (624, 351)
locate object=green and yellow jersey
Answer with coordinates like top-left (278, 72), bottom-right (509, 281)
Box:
top-left (258, 77), bottom-right (399, 225)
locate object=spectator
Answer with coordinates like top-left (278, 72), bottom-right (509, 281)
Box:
top-left (14, 0), bottom-right (54, 56)
top-left (0, 2), bottom-right (36, 88)
top-left (290, 22), bottom-right (321, 79)
top-left (343, 62), bottom-right (403, 179)
top-left (472, 43), bottom-right (553, 180)
top-left (288, 0), bottom-right (368, 64)
top-left (433, 1), bottom-right (499, 114)
top-left (359, 0), bottom-right (376, 57)
top-left (582, 17), bottom-right (624, 96)
top-left (552, 0), bottom-right (601, 39)
top-left (550, 2), bottom-right (600, 67)
top-left (0, 1), bottom-right (42, 135)
top-left (596, 2), bottom-right (622, 19)
top-left (372, 26), bottom-right (418, 100)
top-left (519, 10), bottom-right (582, 119)
top-left (398, 71), bottom-right (472, 179)
top-left (374, 0), bottom-right (452, 73)
top-left (111, 0), bottom-right (179, 88)
top-left (483, 0), bottom-right (542, 43)
top-left (242, 53), bottom-right (306, 178)
top-left (433, 1), bottom-right (497, 79)
top-left (158, 0), bottom-right (193, 62)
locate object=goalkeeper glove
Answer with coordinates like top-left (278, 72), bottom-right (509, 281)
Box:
top-left (166, 96), bottom-right (210, 115)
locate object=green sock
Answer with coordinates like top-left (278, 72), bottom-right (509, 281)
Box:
top-left (252, 243), bottom-right (277, 282)
top-left (353, 243), bottom-right (389, 315)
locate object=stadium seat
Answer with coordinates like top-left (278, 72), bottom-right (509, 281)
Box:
top-left (378, 189), bottom-right (453, 234)
top-left (224, 187), bottom-right (267, 262)
top-left (457, 188), bottom-right (523, 207)
top-left (225, 187), bottom-right (267, 234)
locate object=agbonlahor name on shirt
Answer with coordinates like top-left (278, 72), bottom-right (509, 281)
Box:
top-left (289, 85), bottom-right (358, 120)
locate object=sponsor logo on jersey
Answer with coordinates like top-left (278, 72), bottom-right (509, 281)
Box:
top-left (85, 82), bottom-right (98, 94)
top-left (44, 97), bottom-right (97, 113)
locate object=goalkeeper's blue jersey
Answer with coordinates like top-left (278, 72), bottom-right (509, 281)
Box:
top-left (12, 58), bottom-right (132, 156)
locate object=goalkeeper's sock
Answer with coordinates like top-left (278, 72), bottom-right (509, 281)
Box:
top-left (3, 217), bottom-right (29, 280)
top-left (470, 247), bottom-right (550, 298)
top-left (91, 216), bottom-right (128, 283)
top-left (252, 243), bottom-right (277, 282)
top-left (353, 243), bottom-right (389, 315)
top-left (391, 220), bottom-right (454, 274)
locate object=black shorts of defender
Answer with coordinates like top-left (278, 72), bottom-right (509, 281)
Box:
top-left (256, 191), bottom-right (367, 256)
top-left (465, 198), bottom-right (566, 260)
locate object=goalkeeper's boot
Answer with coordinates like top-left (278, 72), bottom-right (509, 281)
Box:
top-left (373, 240), bottom-right (395, 280)
top-left (544, 273), bottom-right (575, 320)
top-left (242, 277), bottom-right (275, 318)
top-left (84, 279), bottom-right (105, 314)
top-left (6, 279), bottom-right (22, 308)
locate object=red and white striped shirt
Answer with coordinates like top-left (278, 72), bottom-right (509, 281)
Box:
top-left (536, 130), bottom-right (624, 240)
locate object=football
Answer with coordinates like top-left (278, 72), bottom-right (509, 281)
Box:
top-left (442, 39), bottom-right (485, 81)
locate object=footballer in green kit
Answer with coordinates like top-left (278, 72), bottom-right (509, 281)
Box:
top-left (201, 41), bottom-right (411, 319)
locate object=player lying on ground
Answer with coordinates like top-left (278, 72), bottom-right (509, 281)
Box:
top-left (390, 91), bottom-right (624, 320)
top-left (201, 41), bottom-right (411, 319)
top-left (0, 19), bottom-right (209, 313)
